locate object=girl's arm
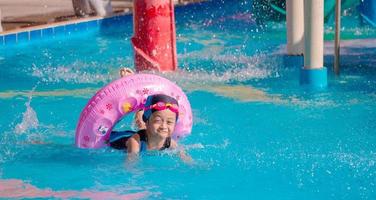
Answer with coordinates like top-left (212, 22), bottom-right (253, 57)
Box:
top-left (125, 134), bottom-right (141, 162)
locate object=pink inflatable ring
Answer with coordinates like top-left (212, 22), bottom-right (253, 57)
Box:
top-left (75, 73), bottom-right (193, 148)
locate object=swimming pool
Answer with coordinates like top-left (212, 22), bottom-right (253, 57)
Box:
top-left (1, 0), bottom-right (376, 199)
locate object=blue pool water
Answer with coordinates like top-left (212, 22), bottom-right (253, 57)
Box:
top-left (1, 0), bottom-right (376, 199)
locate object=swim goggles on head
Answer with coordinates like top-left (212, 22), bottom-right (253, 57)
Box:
top-left (144, 102), bottom-right (179, 114)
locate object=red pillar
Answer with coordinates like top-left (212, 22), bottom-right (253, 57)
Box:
top-left (132, 0), bottom-right (178, 72)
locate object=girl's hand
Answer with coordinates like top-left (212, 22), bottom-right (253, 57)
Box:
top-left (119, 67), bottom-right (134, 77)
top-left (171, 139), bottom-right (194, 164)
top-left (179, 150), bottom-right (194, 165)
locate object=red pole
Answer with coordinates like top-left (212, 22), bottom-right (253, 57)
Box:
top-left (132, 0), bottom-right (178, 72)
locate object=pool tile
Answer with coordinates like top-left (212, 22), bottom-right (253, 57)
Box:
top-left (65, 24), bottom-right (77, 34)
top-left (0, 14), bottom-right (130, 46)
top-left (283, 55), bottom-right (304, 68)
top-left (100, 18), bottom-right (114, 27)
top-left (42, 28), bottom-right (54, 38)
top-left (17, 31), bottom-right (29, 43)
top-left (87, 20), bottom-right (99, 30)
top-left (76, 22), bottom-right (88, 31)
top-left (118, 14), bottom-right (132, 23)
top-left (30, 30), bottom-right (42, 41)
top-left (54, 26), bottom-right (65, 36)
top-left (4, 34), bottom-right (17, 45)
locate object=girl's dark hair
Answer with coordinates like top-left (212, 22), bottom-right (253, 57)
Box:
top-left (142, 94), bottom-right (179, 122)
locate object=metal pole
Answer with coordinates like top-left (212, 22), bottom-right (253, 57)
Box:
top-left (334, 0), bottom-right (341, 75)
top-left (304, 0), bottom-right (324, 69)
top-left (300, 0), bottom-right (327, 88)
top-left (286, 0), bottom-right (304, 55)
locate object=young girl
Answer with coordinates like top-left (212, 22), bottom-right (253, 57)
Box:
top-left (114, 68), bottom-right (192, 162)
top-left (109, 93), bottom-right (192, 162)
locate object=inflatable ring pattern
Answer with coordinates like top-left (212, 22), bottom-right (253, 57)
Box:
top-left (75, 73), bottom-right (193, 148)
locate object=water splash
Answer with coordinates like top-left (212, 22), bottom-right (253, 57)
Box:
top-left (14, 87), bottom-right (39, 134)
top-left (157, 53), bottom-right (278, 86)
top-left (30, 62), bottom-right (117, 84)
top-left (0, 131), bottom-right (16, 164)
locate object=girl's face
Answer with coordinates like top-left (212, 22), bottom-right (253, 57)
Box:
top-left (146, 109), bottom-right (177, 139)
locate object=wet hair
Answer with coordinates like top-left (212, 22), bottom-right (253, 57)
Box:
top-left (142, 94), bottom-right (179, 122)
